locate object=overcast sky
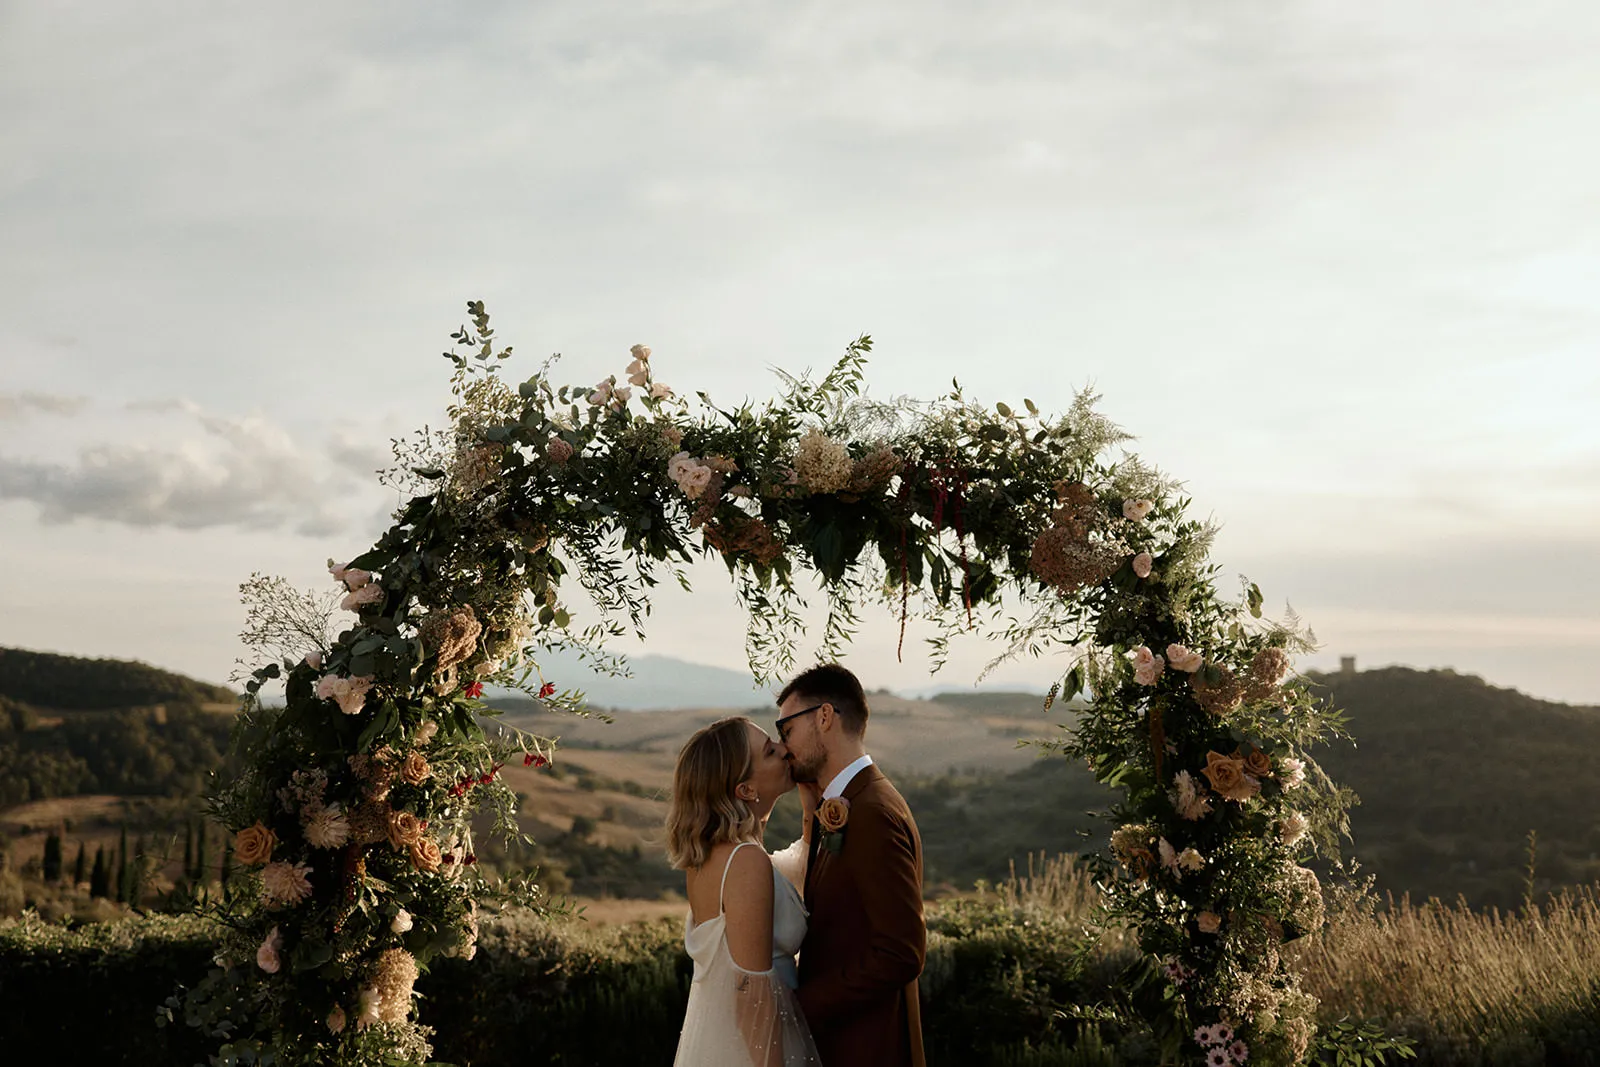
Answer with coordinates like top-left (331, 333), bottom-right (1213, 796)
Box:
top-left (1, 1), bottom-right (1596, 704)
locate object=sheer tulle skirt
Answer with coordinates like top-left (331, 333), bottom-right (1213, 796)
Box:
top-left (673, 936), bottom-right (821, 1067)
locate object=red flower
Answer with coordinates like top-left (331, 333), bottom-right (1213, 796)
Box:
top-left (464, 854), bottom-right (477, 865)
top-left (523, 752), bottom-right (549, 768)
top-left (537, 682), bottom-right (557, 699)
top-left (464, 681), bottom-right (484, 699)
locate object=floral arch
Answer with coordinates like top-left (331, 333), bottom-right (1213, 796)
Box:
top-left (193, 303), bottom-right (1348, 1066)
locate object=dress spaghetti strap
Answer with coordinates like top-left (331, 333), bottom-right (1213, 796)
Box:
top-left (718, 840), bottom-right (760, 913)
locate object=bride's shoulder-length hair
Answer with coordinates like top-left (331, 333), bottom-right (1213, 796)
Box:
top-left (665, 715), bottom-right (758, 871)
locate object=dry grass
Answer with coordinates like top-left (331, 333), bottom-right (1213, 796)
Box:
top-left (1292, 887), bottom-right (1600, 1062)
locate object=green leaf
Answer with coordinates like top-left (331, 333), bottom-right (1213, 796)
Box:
top-left (1247, 582), bottom-right (1264, 618)
top-left (996, 401), bottom-right (1012, 417)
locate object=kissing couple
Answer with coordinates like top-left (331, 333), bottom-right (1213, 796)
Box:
top-left (665, 663), bottom-right (926, 1067)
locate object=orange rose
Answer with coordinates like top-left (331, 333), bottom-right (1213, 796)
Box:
top-left (401, 752), bottom-right (431, 787)
top-left (386, 810), bottom-right (425, 849)
top-left (1241, 749), bottom-right (1274, 779)
top-left (816, 797), bottom-right (850, 834)
top-left (234, 822), bottom-right (277, 866)
top-left (1196, 910), bottom-right (1222, 934)
top-left (1201, 751), bottom-right (1260, 804)
top-left (408, 838), bottom-right (442, 874)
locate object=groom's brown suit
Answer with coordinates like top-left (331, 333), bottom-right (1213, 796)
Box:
top-left (798, 764), bottom-right (926, 1067)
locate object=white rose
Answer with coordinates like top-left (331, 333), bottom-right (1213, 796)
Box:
top-left (1122, 498), bottom-right (1155, 521)
top-left (340, 568), bottom-right (371, 590)
top-left (1166, 644), bottom-right (1204, 673)
top-left (391, 908), bottom-right (414, 934)
top-left (1132, 552), bottom-right (1153, 579)
top-left (304, 651), bottom-right (323, 670)
top-left (1280, 812), bottom-right (1310, 848)
top-left (1178, 847), bottom-right (1205, 872)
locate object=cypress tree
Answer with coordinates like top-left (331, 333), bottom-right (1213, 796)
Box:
top-left (115, 824), bottom-right (129, 904)
top-left (130, 835), bottom-right (147, 908)
top-left (195, 821), bottom-right (209, 886)
top-left (220, 840), bottom-right (234, 904)
top-left (72, 841), bottom-right (86, 886)
top-left (90, 846), bottom-right (109, 898)
top-left (42, 831), bottom-right (62, 883)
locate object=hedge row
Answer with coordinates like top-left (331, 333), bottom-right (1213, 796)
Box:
top-left (0, 900), bottom-right (1134, 1067)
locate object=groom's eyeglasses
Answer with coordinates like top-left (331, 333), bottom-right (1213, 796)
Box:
top-left (775, 703), bottom-right (826, 743)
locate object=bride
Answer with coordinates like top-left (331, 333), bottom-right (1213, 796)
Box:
top-left (666, 717), bottom-right (822, 1066)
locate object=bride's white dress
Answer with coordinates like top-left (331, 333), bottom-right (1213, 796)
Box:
top-left (673, 840), bottom-right (822, 1066)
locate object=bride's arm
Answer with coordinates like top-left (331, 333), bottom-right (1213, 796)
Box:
top-left (723, 845), bottom-right (782, 1067)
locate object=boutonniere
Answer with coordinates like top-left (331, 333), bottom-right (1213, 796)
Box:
top-left (816, 797), bottom-right (850, 855)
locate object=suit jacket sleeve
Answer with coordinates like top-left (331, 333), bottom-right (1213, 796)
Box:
top-left (797, 796), bottom-right (925, 1025)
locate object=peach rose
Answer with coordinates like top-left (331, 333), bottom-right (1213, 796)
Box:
top-left (234, 822), bottom-right (277, 866)
top-left (1166, 644), bottom-right (1204, 673)
top-left (816, 797), bottom-right (850, 834)
top-left (409, 837), bottom-right (443, 874)
top-left (1132, 552), bottom-right (1153, 579)
top-left (1196, 911), bottom-right (1222, 934)
top-left (326, 1005), bottom-right (347, 1035)
top-left (630, 343), bottom-right (651, 363)
top-left (1241, 749), bottom-right (1274, 779)
top-left (1201, 751), bottom-right (1260, 804)
top-left (386, 810), bottom-right (425, 849)
top-left (401, 751), bottom-right (431, 786)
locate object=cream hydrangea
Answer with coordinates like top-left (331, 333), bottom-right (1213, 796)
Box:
top-left (792, 428), bottom-right (853, 493)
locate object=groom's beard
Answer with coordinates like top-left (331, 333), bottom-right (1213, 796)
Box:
top-left (786, 749), bottom-right (824, 784)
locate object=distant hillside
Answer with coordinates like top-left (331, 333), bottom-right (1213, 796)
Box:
top-left (0, 648), bottom-right (235, 809)
top-left (1307, 666), bottom-right (1600, 909)
top-left (0, 647), bottom-right (234, 710)
top-left (492, 651), bottom-right (772, 711)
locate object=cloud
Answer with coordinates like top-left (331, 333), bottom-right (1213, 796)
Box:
top-left (0, 401), bottom-right (385, 536)
top-left (0, 392), bottom-right (87, 419)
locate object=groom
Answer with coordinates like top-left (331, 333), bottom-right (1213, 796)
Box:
top-left (776, 663), bottom-right (926, 1067)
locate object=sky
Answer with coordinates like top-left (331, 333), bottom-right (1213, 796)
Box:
top-left (1, 1), bottom-right (1596, 704)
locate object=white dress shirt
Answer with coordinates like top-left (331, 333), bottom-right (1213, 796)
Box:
top-left (821, 754), bottom-right (875, 800)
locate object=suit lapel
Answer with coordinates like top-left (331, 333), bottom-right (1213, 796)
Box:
top-left (805, 764), bottom-right (886, 907)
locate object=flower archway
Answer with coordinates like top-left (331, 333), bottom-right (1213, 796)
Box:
top-left (194, 303), bottom-right (1349, 1066)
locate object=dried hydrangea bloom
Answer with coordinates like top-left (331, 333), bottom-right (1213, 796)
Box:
top-left (1029, 526), bottom-right (1120, 593)
top-left (419, 606), bottom-right (482, 678)
top-left (1190, 664), bottom-right (1243, 715)
top-left (1243, 646), bottom-right (1292, 703)
top-left (793, 428), bottom-right (854, 493)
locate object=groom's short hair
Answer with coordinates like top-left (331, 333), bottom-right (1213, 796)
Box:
top-left (778, 663), bottom-right (869, 736)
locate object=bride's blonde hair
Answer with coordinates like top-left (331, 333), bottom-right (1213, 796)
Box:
top-left (665, 716), bottom-right (758, 870)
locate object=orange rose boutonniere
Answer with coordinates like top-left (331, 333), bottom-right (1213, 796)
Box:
top-left (816, 797), bottom-right (850, 854)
